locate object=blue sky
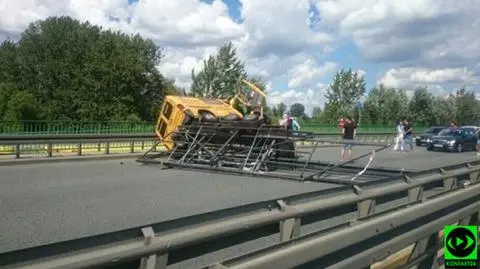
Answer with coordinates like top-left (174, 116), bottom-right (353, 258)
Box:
top-left (1, 0), bottom-right (479, 114)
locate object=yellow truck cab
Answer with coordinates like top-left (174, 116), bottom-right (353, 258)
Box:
top-left (155, 79), bottom-right (266, 150)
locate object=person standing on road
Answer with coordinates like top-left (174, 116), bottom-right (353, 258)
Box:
top-left (340, 116), bottom-right (356, 162)
top-left (280, 113), bottom-right (298, 134)
top-left (393, 119), bottom-right (404, 151)
top-left (338, 117), bottom-right (345, 132)
top-left (402, 118), bottom-right (413, 152)
top-left (292, 117), bottom-right (300, 132)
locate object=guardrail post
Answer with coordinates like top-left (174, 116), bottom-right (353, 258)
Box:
top-left (130, 141), bottom-right (135, 153)
top-left (467, 164), bottom-right (480, 183)
top-left (357, 199), bottom-right (376, 218)
top-left (277, 200), bottom-right (300, 242)
top-left (405, 175), bottom-right (424, 202)
top-left (407, 233), bottom-right (439, 269)
top-left (354, 186), bottom-right (376, 218)
top-left (105, 142), bottom-right (110, 155)
top-left (458, 211), bottom-right (480, 226)
top-left (77, 143), bottom-right (82, 156)
top-left (47, 143), bottom-right (53, 157)
top-left (15, 144), bottom-right (20, 158)
top-left (440, 168), bottom-right (457, 191)
top-left (139, 226), bottom-right (167, 269)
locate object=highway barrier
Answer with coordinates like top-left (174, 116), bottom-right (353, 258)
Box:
top-left (0, 132), bottom-right (398, 159)
top-left (1, 159), bottom-right (479, 269)
top-left (0, 120), bottom-right (425, 135)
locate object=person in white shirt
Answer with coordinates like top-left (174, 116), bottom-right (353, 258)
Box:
top-left (279, 113), bottom-right (289, 128)
top-left (279, 113), bottom-right (300, 133)
top-left (393, 119), bottom-right (404, 151)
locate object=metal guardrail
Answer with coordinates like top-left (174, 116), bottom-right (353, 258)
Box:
top-left (0, 120), bottom-right (421, 135)
top-left (0, 134), bottom-right (157, 158)
top-left (0, 132), bottom-right (397, 158)
top-left (1, 159), bottom-right (479, 269)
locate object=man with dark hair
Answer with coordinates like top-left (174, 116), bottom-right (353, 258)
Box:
top-left (340, 116), bottom-right (356, 161)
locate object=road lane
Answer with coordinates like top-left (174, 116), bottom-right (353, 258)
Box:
top-left (309, 144), bottom-right (477, 171)
top-left (0, 158), bottom-right (339, 253)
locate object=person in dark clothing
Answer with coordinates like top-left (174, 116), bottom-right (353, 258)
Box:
top-left (402, 119), bottom-right (413, 151)
top-left (340, 116), bottom-right (356, 161)
top-left (252, 106), bottom-right (270, 125)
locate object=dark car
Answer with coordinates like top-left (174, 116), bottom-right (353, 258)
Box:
top-left (415, 126), bottom-right (447, 146)
top-left (426, 126), bottom-right (479, 152)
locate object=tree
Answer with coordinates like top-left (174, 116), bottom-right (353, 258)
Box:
top-left (323, 68), bottom-right (366, 123)
top-left (272, 103), bottom-right (287, 117)
top-left (289, 103), bottom-right (305, 117)
top-left (0, 40), bottom-right (19, 83)
top-left (311, 106), bottom-right (322, 119)
top-left (0, 83), bottom-right (40, 121)
top-left (432, 95), bottom-right (456, 125)
top-left (408, 87), bottom-right (435, 126)
top-left (191, 42), bottom-right (246, 98)
top-left (454, 88), bottom-right (480, 125)
top-left (1, 16), bottom-right (169, 122)
top-left (362, 85), bottom-right (409, 125)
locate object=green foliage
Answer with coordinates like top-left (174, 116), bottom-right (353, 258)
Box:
top-left (311, 82), bottom-right (480, 127)
top-left (407, 88), bottom-right (435, 125)
top-left (289, 103), bottom-right (305, 117)
top-left (454, 88), bottom-right (480, 125)
top-left (272, 103), bottom-right (287, 117)
top-left (362, 85), bottom-right (409, 125)
top-left (323, 68), bottom-right (366, 123)
top-left (0, 16), bottom-right (175, 122)
top-left (311, 107), bottom-right (322, 119)
top-left (190, 42), bottom-right (246, 98)
top-left (0, 83), bottom-right (40, 121)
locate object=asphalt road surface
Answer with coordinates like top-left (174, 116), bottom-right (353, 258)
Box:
top-left (0, 145), bottom-right (477, 268)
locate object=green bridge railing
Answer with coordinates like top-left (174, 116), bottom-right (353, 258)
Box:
top-left (0, 121), bottom-right (155, 135)
top-left (0, 121), bottom-right (427, 135)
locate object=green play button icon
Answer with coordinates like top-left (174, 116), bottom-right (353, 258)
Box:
top-left (445, 226), bottom-right (477, 258)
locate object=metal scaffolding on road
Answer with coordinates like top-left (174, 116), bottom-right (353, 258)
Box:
top-left (137, 121), bottom-right (397, 185)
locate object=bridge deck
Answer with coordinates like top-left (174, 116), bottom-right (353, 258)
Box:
top-left (0, 145), bottom-right (477, 268)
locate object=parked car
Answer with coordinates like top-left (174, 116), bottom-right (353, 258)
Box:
top-left (426, 126), bottom-right (480, 152)
top-left (415, 126), bottom-right (447, 146)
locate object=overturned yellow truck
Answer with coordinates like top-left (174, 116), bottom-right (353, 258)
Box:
top-left (155, 79), bottom-right (267, 151)
top-left (137, 78), bottom-right (299, 170)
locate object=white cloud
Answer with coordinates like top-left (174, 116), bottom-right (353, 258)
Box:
top-left (316, 0), bottom-right (480, 68)
top-left (287, 59), bottom-right (337, 88)
top-left (239, 0), bottom-right (332, 59)
top-left (0, 0), bottom-right (338, 92)
top-left (1, 0), bottom-right (480, 108)
top-left (379, 67), bottom-right (479, 88)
